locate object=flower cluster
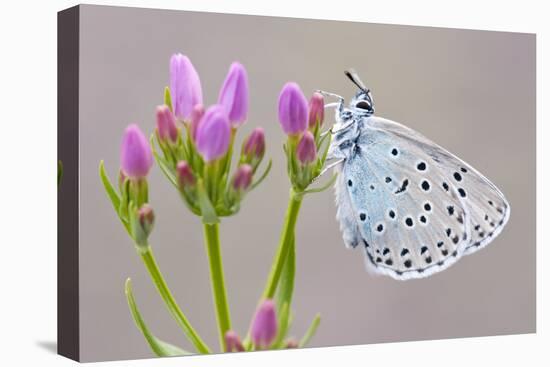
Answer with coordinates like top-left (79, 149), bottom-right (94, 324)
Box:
top-left (278, 83), bottom-right (329, 192)
top-left (154, 54), bottom-right (269, 223)
top-left (99, 54), bottom-right (323, 358)
top-left (111, 124), bottom-right (155, 251)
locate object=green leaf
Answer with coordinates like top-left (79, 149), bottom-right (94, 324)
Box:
top-left (273, 302), bottom-right (290, 348)
top-left (151, 136), bottom-right (178, 188)
top-left (58, 160), bottom-right (63, 187)
top-left (299, 313), bottom-right (321, 348)
top-left (250, 159), bottom-right (272, 191)
top-left (125, 278), bottom-right (191, 357)
top-left (164, 86), bottom-right (173, 112)
top-left (196, 179), bottom-right (219, 224)
top-left (99, 160), bottom-right (121, 210)
top-left (100, 161), bottom-right (130, 234)
top-left (302, 173), bottom-right (338, 195)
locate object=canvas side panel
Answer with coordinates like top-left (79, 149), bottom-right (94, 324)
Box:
top-left (57, 5), bottom-right (80, 361)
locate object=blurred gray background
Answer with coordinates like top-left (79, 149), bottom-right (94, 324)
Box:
top-left (77, 5), bottom-right (535, 362)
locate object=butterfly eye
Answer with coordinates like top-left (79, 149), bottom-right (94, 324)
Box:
top-left (355, 101), bottom-right (371, 110)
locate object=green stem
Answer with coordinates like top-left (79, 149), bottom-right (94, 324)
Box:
top-left (140, 248), bottom-right (211, 354)
top-left (203, 223), bottom-right (232, 351)
top-left (262, 189), bottom-right (303, 299)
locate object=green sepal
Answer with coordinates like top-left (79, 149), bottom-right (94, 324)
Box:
top-left (197, 179), bottom-right (219, 224)
top-left (125, 278), bottom-right (191, 357)
top-left (151, 135), bottom-right (178, 188)
top-left (301, 173), bottom-right (338, 196)
top-left (119, 179), bottom-right (131, 223)
top-left (316, 129), bottom-right (330, 151)
top-left (299, 313), bottom-right (321, 347)
top-left (178, 188), bottom-right (201, 216)
top-left (164, 86), bottom-right (173, 112)
top-left (317, 133), bottom-right (332, 173)
top-left (128, 201), bottom-right (149, 251)
top-left (128, 179), bottom-right (149, 208)
top-left (249, 159), bottom-right (272, 191)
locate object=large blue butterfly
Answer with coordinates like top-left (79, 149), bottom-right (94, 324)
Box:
top-left (323, 70), bottom-right (510, 280)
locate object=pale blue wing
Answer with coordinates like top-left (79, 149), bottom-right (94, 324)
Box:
top-left (335, 116), bottom-right (509, 280)
top-left (367, 117), bottom-right (510, 255)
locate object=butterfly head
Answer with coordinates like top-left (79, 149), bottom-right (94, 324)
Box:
top-left (345, 69), bottom-right (375, 116)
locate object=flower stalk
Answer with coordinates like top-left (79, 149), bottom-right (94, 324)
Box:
top-left (140, 248), bottom-right (211, 354)
top-left (99, 158), bottom-right (211, 354)
top-left (262, 189), bottom-right (303, 299)
top-left (203, 223), bottom-right (232, 351)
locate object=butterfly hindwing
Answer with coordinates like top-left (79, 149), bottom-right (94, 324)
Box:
top-left (366, 117), bottom-right (510, 256)
top-left (334, 116), bottom-right (509, 280)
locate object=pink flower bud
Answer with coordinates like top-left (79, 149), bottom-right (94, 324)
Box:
top-left (218, 62), bottom-right (249, 127)
top-left (120, 124), bottom-right (153, 179)
top-left (195, 105), bottom-right (231, 162)
top-left (133, 204), bottom-right (155, 247)
top-left (285, 339), bottom-right (299, 349)
top-left (138, 204), bottom-right (155, 233)
top-left (242, 127), bottom-right (265, 161)
top-left (308, 92), bottom-right (325, 128)
top-left (156, 105), bottom-right (178, 143)
top-left (296, 131), bottom-right (317, 164)
top-left (189, 103), bottom-right (205, 141)
top-left (170, 54), bottom-right (203, 121)
top-left (278, 82), bottom-right (308, 135)
top-left (232, 164), bottom-right (253, 191)
top-left (250, 299), bottom-right (278, 349)
top-left (225, 330), bottom-right (245, 352)
top-left (176, 161), bottom-right (196, 188)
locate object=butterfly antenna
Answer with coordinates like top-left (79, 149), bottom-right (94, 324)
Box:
top-left (345, 69), bottom-right (368, 92)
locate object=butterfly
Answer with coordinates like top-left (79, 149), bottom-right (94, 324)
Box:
top-left (321, 70), bottom-right (510, 280)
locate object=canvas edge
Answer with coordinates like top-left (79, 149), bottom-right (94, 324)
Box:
top-left (57, 4), bottom-right (80, 362)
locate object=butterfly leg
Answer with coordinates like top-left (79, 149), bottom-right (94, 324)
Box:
top-left (316, 90), bottom-right (345, 114)
top-left (317, 90), bottom-right (347, 137)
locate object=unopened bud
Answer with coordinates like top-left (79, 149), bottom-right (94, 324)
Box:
top-left (232, 164), bottom-right (253, 192)
top-left (296, 131), bottom-right (317, 164)
top-left (242, 127), bottom-right (265, 165)
top-left (225, 330), bottom-right (245, 352)
top-left (156, 104), bottom-right (178, 143)
top-left (138, 204), bottom-right (155, 235)
top-left (285, 338), bottom-right (299, 349)
top-left (250, 299), bottom-right (278, 349)
top-left (176, 161), bottom-right (196, 188)
top-left (308, 92), bottom-right (325, 129)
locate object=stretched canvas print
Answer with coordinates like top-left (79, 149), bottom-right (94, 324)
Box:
top-left (57, 4), bottom-right (536, 362)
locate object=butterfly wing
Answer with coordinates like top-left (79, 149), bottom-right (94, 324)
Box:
top-left (367, 117), bottom-right (510, 255)
top-left (335, 116), bottom-right (509, 280)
